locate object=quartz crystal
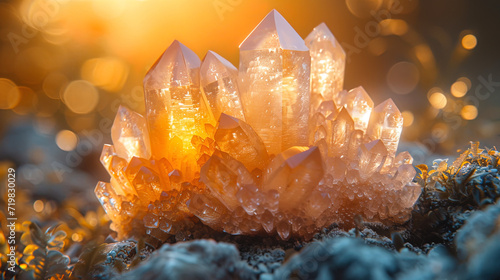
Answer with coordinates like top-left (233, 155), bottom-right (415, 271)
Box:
top-left (239, 10), bottom-right (311, 155)
top-left (96, 10), bottom-right (421, 242)
top-left (143, 40), bottom-right (213, 179)
top-left (200, 51), bottom-right (245, 121)
top-left (112, 105), bottom-right (151, 161)
top-left (305, 23), bottom-right (346, 111)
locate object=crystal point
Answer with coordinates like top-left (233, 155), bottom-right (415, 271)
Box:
top-left (240, 10), bottom-right (308, 51)
top-left (339, 86), bottom-right (374, 132)
top-left (366, 98), bottom-right (403, 156)
top-left (200, 51), bottom-right (245, 120)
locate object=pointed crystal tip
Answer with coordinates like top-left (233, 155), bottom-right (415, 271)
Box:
top-left (240, 9), bottom-right (308, 51)
top-left (201, 51), bottom-right (237, 85)
top-left (144, 40), bottom-right (201, 88)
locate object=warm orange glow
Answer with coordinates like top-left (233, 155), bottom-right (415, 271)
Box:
top-left (462, 34), bottom-right (477, 50)
top-left (429, 91), bottom-right (447, 109)
top-left (72, 233), bottom-right (83, 242)
top-left (457, 77), bottom-right (472, 89)
top-left (432, 122), bottom-right (450, 142)
top-left (63, 80), bottom-right (99, 114)
top-left (401, 111), bottom-right (414, 127)
top-left (451, 80), bottom-right (468, 98)
top-left (56, 130), bottom-right (78, 151)
top-left (379, 19), bottom-right (408, 36)
top-left (345, 0), bottom-right (383, 18)
top-left (33, 200), bottom-right (44, 212)
top-left (43, 72), bottom-right (68, 100)
top-left (461, 105), bottom-right (478, 120)
top-left (81, 57), bottom-right (129, 92)
top-left (386, 61), bottom-right (419, 95)
top-left (0, 79), bottom-right (21, 110)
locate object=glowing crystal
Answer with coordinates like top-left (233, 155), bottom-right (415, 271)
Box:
top-left (143, 40), bottom-right (212, 178)
top-left (338, 86), bottom-right (374, 132)
top-left (305, 23), bottom-right (346, 109)
top-left (366, 98), bottom-right (403, 156)
top-left (239, 9), bottom-right (310, 155)
top-left (214, 113), bottom-right (269, 172)
top-left (112, 106), bottom-right (151, 161)
top-left (96, 10), bottom-right (421, 242)
top-left (200, 51), bottom-right (245, 121)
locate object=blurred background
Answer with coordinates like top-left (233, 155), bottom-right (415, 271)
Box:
top-left (0, 0), bottom-right (499, 241)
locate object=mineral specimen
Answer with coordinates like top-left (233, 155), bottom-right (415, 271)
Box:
top-left (95, 9), bottom-right (421, 242)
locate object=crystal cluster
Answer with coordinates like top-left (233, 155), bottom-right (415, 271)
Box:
top-left (96, 10), bottom-right (421, 242)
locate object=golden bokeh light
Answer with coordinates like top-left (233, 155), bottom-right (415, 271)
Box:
top-left (63, 80), bottom-right (99, 114)
top-left (386, 61), bottom-right (420, 94)
top-left (461, 105), bottom-right (478, 120)
top-left (72, 233), bottom-right (83, 242)
top-left (379, 19), bottom-right (408, 36)
top-left (0, 78), bottom-right (21, 109)
top-left (43, 72), bottom-right (68, 99)
top-left (401, 111), bottom-right (414, 127)
top-left (345, 0), bottom-right (383, 18)
top-left (429, 91), bottom-right (447, 109)
top-left (81, 57), bottom-right (129, 92)
top-left (432, 122), bottom-right (450, 143)
top-left (33, 200), bottom-right (44, 212)
top-left (56, 130), bottom-right (78, 151)
top-left (12, 86), bottom-right (37, 115)
top-left (368, 38), bottom-right (387, 56)
top-left (457, 77), bottom-right (472, 89)
top-left (451, 80), bottom-right (468, 98)
top-left (461, 34), bottom-right (477, 50)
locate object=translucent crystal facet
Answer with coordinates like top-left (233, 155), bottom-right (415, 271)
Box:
top-left (366, 98), bottom-right (403, 156)
top-left (200, 51), bottom-right (245, 121)
top-left (263, 146), bottom-right (324, 210)
top-left (214, 113), bottom-right (269, 172)
top-left (305, 23), bottom-right (346, 110)
top-left (112, 106), bottom-right (152, 161)
top-left (96, 10), bottom-right (421, 242)
top-left (239, 9), bottom-right (310, 155)
top-left (339, 86), bottom-right (374, 132)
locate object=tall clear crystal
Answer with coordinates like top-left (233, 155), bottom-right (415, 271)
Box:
top-left (239, 9), bottom-right (311, 155)
top-left (143, 40), bottom-right (213, 177)
top-left (305, 23), bottom-right (346, 110)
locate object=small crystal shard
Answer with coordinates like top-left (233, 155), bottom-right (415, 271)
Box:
top-left (366, 98), bottom-right (403, 156)
top-left (200, 51), bottom-right (245, 121)
top-left (338, 86), bottom-right (374, 132)
top-left (262, 146), bottom-right (324, 210)
top-left (132, 166), bottom-right (163, 206)
top-left (112, 106), bottom-right (151, 161)
top-left (239, 9), bottom-right (310, 155)
top-left (358, 140), bottom-right (388, 179)
top-left (200, 152), bottom-right (255, 211)
top-left (95, 181), bottom-right (122, 222)
top-left (327, 108), bottom-right (354, 157)
top-left (214, 113), bottom-right (269, 171)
